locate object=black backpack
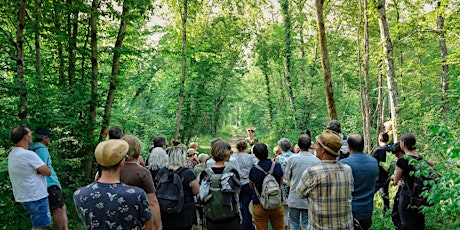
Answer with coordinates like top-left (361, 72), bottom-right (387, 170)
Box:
top-left (405, 156), bottom-right (440, 208)
top-left (156, 167), bottom-right (187, 213)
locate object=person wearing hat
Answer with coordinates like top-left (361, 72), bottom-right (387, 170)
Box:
top-left (73, 139), bottom-right (154, 230)
top-left (341, 134), bottom-right (378, 230)
top-left (187, 148), bottom-right (199, 169)
top-left (30, 128), bottom-right (68, 230)
top-left (296, 130), bottom-right (354, 229)
top-left (8, 125), bottom-right (52, 230)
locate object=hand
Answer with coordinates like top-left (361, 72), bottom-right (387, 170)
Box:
top-left (397, 180), bottom-right (404, 186)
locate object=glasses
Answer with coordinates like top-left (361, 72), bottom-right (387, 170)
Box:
top-left (247, 130), bottom-right (254, 132)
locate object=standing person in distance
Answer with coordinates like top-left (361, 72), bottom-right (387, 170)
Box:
top-left (392, 134), bottom-right (425, 230)
top-left (296, 130), bottom-right (354, 229)
top-left (74, 139), bottom-right (154, 229)
top-left (31, 128), bottom-right (68, 230)
top-left (326, 120), bottom-right (349, 159)
top-left (341, 134), bottom-right (378, 230)
top-left (372, 132), bottom-right (393, 212)
top-left (8, 125), bottom-right (52, 230)
top-left (246, 127), bottom-right (258, 148)
top-left (390, 142), bottom-right (405, 230)
top-left (284, 134), bottom-right (321, 230)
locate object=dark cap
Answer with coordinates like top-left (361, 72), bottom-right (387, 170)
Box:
top-left (35, 128), bottom-right (54, 137)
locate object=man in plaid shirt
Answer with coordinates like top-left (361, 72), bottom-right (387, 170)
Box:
top-left (296, 130), bottom-right (354, 230)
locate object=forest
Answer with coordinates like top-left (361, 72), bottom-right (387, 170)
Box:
top-left (0, 0), bottom-right (459, 228)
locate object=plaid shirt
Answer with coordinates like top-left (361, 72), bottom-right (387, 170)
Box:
top-left (296, 160), bottom-right (354, 230)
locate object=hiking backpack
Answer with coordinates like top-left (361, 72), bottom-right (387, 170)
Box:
top-left (254, 162), bottom-right (282, 210)
top-left (155, 167), bottom-right (186, 214)
top-left (405, 156), bottom-right (440, 208)
top-left (200, 167), bottom-right (241, 221)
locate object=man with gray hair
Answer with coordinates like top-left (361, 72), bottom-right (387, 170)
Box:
top-left (276, 137), bottom-right (293, 229)
top-left (326, 120), bottom-right (349, 159)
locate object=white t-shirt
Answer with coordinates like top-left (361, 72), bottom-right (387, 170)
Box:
top-left (8, 147), bottom-right (48, 203)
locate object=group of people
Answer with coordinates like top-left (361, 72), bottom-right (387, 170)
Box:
top-left (7, 121), bottom-right (429, 230)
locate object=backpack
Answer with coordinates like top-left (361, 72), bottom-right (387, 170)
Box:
top-left (254, 162), bottom-right (282, 210)
top-left (405, 156), bottom-right (440, 208)
top-left (155, 167), bottom-right (186, 214)
top-left (200, 167), bottom-right (241, 221)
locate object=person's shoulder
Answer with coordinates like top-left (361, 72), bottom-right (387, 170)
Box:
top-left (121, 183), bottom-right (146, 194)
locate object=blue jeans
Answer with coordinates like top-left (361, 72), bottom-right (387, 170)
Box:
top-left (240, 184), bottom-right (254, 230)
top-left (22, 197), bottom-right (51, 228)
top-left (288, 207), bottom-right (308, 230)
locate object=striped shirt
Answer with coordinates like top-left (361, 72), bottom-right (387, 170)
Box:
top-left (296, 160), bottom-right (354, 230)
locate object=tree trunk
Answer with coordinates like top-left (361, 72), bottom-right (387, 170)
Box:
top-left (437, 1), bottom-right (449, 119)
top-left (361, 0), bottom-right (371, 152)
top-left (280, 0), bottom-right (297, 126)
top-left (376, 0), bottom-right (399, 143)
top-left (315, 0), bottom-right (337, 120)
top-left (34, 0), bottom-right (43, 106)
top-left (86, 0), bottom-right (99, 178)
top-left (375, 60), bottom-right (385, 135)
top-left (264, 71), bottom-right (274, 127)
top-left (174, 0), bottom-right (188, 140)
top-left (99, 1), bottom-right (130, 141)
top-left (67, 0), bottom-right (77, 88)
top-left (52, 0), bottom-right (65, 85)
top-left (16, 0), bottom-right (27, 122)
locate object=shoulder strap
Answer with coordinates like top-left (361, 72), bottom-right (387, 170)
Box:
top-left (205, 167), bottom-right (215, 176)
top-left (223, 166), bottom-right (234, 174)
top-left (175, 167), bottom-right (186, 176)
top-left (268, 162), bottom-right (275, 174)
top-left (255, 164), bottom-right (268, 175)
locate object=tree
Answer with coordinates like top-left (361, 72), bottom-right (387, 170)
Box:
top-left (16, 0), bottom-right (27, 122)
top-left (315, 0), bottom-right (337, 120)
top-left (437, 1), bottom-right (449, 119)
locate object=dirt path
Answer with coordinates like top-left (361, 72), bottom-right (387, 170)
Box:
top-left (228, 127), bottom-right (246, 151)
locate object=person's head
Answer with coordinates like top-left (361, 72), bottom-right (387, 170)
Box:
top-left (121, 135), bottom-right (141, 161)
top-left (168, 146), bottom-right (187, 168)
top-left (315, 130), bottom-right (343, 159)
top-left (347, 134), bottom-right (364, 153)
top-left (253, 142), bottom-right (269, 161)
top-left (236, 139), bottom-right (248, 152)
top-left (34, 128), bottom-right (53, 146)
top-left (247, 127), bottom-right (255, 138)
top-left (297, 134), bottom-right (312, 151)
top-left (198, 154), bottom-right (208, 164)
top-left (278, 138), bottom-right (292, 152)
top-left (187, 148), bottom-right (197, 158)
top-left (171, 139), bottom-right (181, 147)
top-left (211, 140), bottom-right (232, 162)
top-left (400, 133), bottom-right (416, 151)
top-left (189, 142), bottom-right (198, 150)
top-left (95, 139), bottom-right (129, 172)
top-left (210, 137), bottom-right (223, 146)
top-left (392, 142), bottom-right (405, 158)
top-left (326, 120), bottom-right (342, 134)
top-left (153, 136), bottom-right (168, 149)
top-left (300, 129), bottom-right (312, 137)
top-left (379, 132), bottom-right (389, 144)
top-left (108, 126), bottom-right (124, 139)
top-left (384, 121), bottom-right (393, 132)
top-left (10, 125), bottom-right (32, 146)
top-left (148, 147), bottom-right (168, 170)
top-left (273, 146), bottom-right (282, 156)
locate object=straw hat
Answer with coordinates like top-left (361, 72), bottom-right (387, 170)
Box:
top-left (315, 130), bottom-right (343, 156)
top-left (95, 139), bottom-right (129, 166)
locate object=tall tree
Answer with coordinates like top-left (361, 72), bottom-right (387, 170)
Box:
top-left (67, 0), bottom-right (78, 88)
top-left (34, 0), bottom-right (43, 106)
top-left (315, 0), bottom-right (337, 120)
top-left (99, 0), bottom-right (130, 141)
top-left (279, 0), bottom-right (296, 125)
top-left (437, 1), bottom-right (449, 119)
top-left (16, 0), bottom-right (27, 122)
top-left (375, 0), bottom-right (399, 142)
top-left (174, 0), bottom-right (188, 140)
top-left (360, 0), bottom-right (372, 152)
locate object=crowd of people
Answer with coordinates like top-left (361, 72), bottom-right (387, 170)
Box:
top-left (7, 121), bottom-right (430, 230)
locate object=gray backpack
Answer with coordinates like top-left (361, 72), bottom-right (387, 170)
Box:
top-left (254, 162), bottom-right (282, 210)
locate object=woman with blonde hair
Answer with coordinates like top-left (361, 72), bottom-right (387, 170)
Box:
top-left (156, 145), bottom-right (199, 230)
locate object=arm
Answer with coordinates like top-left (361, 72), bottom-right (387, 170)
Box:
top-left (284, 160), bottom-right (292, 181)
top-left (393, 165), bottom-right (403, 185)
top-left (190, 179), bottom-right (200, 195)
top-left (147, 193), bottom-right (162, 230)
top-left (36, 164), bottom-right (51, 176)
top-left (142, 216), bottom-right (154, 230)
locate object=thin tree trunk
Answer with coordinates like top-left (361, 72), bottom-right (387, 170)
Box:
top-left (264, 70), bottom-right (274, 127)
top-left (376, 0), bottom-right (399, 143)
top-left (174, 0), bottom-right (188, 140)
top-left (99, 1), bottom-right (130, 141)
top-left (362, 0), bottom-right (371, 152)
top-left (315, 0), bottom-right (337, 120)
top-left (437, 1), bottom-right (449, 119)
top-left (280, 0), bottom-right (297, 126)
top-left (52, 0), bottom-right (65, 85)
top-left (17, 0), bottom-right (27, 122)
top-left (86, 0), bottom-right (99, 177)
top-left (375, 60), bottom-right (385, 134)
top-left (67, 0), bottom-right (77, 88)
top-left (34, 0), bottom-right (43, 106)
